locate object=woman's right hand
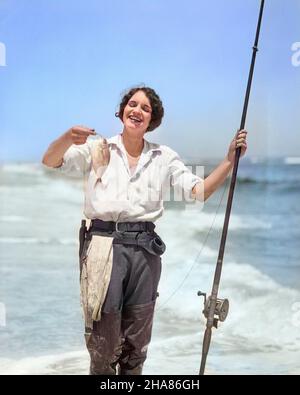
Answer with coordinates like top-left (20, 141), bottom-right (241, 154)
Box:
top-left (66, 125), bottom-right (96, 145)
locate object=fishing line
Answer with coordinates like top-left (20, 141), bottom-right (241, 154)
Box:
top-left (157, 177), bottom-right (229, 311)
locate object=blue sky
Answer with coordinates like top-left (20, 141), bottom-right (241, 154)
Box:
top-left (0, 0), bottom-right (299, 162)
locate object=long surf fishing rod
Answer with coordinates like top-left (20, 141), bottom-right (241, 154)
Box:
top-left (198, 0), bottom-right (266, 375)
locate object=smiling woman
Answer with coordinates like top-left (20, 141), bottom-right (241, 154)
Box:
top-left (41, 84), bottom-right (247, 375)
top-left (116, 87), bottom-right (164, 132)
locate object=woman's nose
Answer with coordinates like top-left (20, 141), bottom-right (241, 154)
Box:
top-left (133, 106), bottom-right (142, 114)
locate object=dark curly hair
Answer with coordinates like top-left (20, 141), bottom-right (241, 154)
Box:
top-left (116, 86), bottom-right (164, 132)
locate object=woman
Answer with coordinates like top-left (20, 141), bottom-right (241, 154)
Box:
top-left (42, 86), bottom-right (247, 375)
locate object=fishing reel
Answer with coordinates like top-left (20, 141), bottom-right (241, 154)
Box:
top-left (198, 292), bottom-right (229, 328)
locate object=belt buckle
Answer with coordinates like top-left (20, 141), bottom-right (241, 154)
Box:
top-left (115, 220), bottom-right (124, 234)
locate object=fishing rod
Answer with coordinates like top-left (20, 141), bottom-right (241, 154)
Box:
top-left (198, 0), bottom-right (265, 375)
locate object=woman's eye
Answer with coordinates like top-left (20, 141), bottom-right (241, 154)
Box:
top-left (128, 101), bottom-right (151, 112)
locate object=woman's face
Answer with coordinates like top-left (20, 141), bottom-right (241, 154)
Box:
top-left (122, 90), bottom-right (152, 136)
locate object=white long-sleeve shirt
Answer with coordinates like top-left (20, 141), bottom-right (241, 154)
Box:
top-left (55, 133), bottom-right (203, 222)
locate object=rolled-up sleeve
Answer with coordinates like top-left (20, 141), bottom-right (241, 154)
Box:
top-left (56, 143), bottom-right (91, 178)
top-left (166, 147), bottom-right (203, 200)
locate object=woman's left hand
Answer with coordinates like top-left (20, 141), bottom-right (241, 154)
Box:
top-left (227, 129), bottom-right (248, 164)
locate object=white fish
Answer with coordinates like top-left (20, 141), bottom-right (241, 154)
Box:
top-left (90, 135), bottom-right (110, 180)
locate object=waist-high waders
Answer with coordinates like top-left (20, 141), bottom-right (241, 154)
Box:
top-left (79, 219), bottom-right (166, 375)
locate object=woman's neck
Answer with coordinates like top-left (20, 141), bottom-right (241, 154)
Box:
top-left (121, 131), bottom-right (144, 157)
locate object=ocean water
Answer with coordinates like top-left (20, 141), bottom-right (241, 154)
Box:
top-left (0, 159), bottom-right (299, 375)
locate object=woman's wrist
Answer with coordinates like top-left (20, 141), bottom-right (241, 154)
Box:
top-left (63, 129), bottom-right (74, 146)
top-left (224, 154), bottom-right (235, 169)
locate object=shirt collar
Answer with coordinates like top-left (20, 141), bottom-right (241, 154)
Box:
top-left (107, 133), bottom-right (161, 155)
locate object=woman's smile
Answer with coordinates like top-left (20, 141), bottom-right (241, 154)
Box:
top-left (128, 114), bottom-right (143, 126)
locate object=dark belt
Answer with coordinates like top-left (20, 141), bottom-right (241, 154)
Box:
top-left (90, 219), bottom-right (155, 233)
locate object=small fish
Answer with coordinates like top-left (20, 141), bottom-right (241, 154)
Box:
top-left (90, 135), bottom-right (110, 180)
